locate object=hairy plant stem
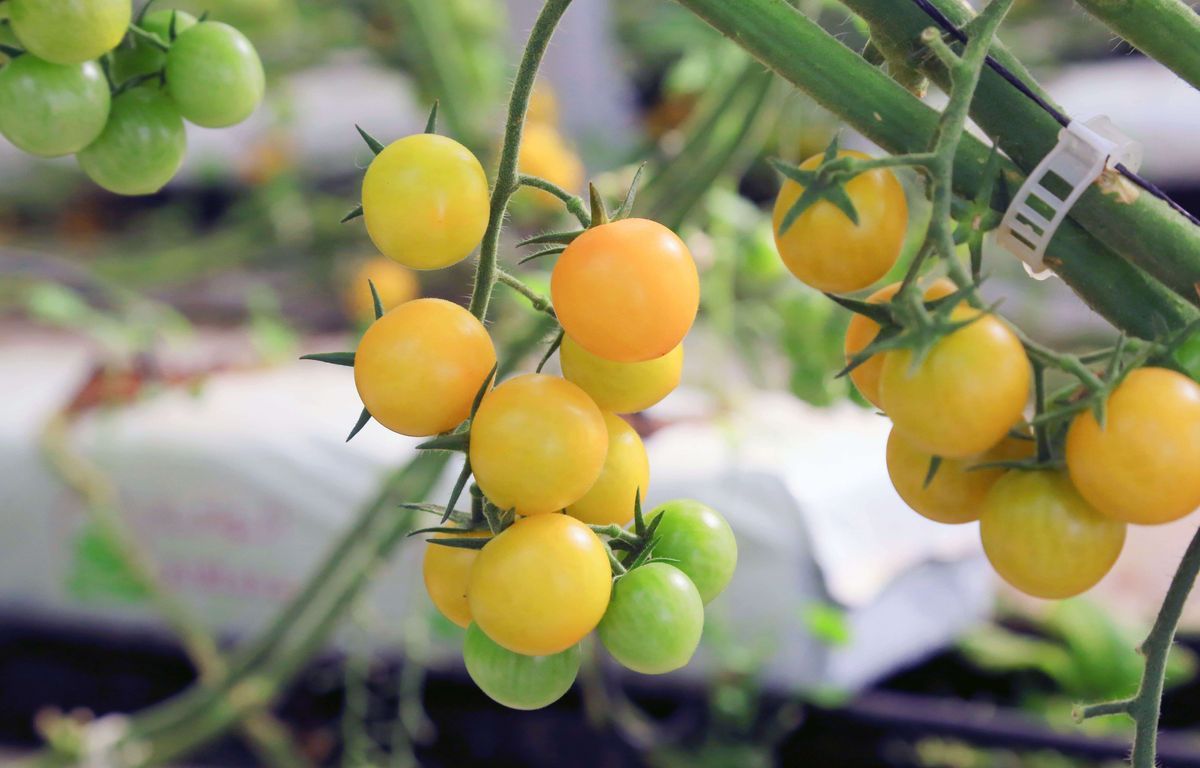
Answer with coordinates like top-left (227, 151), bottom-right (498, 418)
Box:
top-left (468, 0), bottom-right (575, 322)
top-left (671, 0), bottom-right (1200, 343)
top-left (1074, 0), bottom-right (1200, 95)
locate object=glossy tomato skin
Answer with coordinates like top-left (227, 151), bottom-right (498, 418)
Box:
top-left (353, 298), bottom-right (495, 437)
top-left (469, 374), bottom-right (607, 516)
top-left (772, 150), bottom-right (908, 293)
top-left (0, 55), bottom-right (110, 157)
top-left (552, 218), bottom-right (699, 363)
top-left (77, 87), bottom-right (186, 196)
top-left (560, 335), bottom-right (682, 414)
top-left (880, 310), bottom-right (1030, 459)
top-left (567, 413), bottom-right (649, 527)
top-left (166, 22), bottom-right (264, 128)
top-left (468, 514), bottom-right (612, 656)
top-left (10, 0), bottom-right (131, 64)
top-left (980, 470), bottom-right (1125, 600)
top-left (463, 623), bottom-right (580, 710)
top-left (887, 428), bottom-right (1031, 525)
top-left (645, 500), bottom-right (736, 603)
top-left (111, 9), bottom-right (197, 83)
top-left (1066, 367), bottom-right (1200, 525)
top-left (362, 134), bottom-right (489, 270)
top-left (597, 563), bottom-right (703, 675)
top-left (845, 278), bottom-right (955, 409)
top-left (422, 529), bottom-right (489, 629)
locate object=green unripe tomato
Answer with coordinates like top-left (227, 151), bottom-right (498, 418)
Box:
top-left (0, 55), bottom-right (111, 156)
top-left (597, 563), bottom-right (704, 675)
top-left (111, 10), bottom-right (198, 83)
top-left (165, 21), bottom-right (264, 128)
top-left (77, 87), bottom-right (187, 196)
top-left (462, 623), bottom-right (580, 710)
top-left (646, 499), bottom-right (737, 603)
top-left (10, 0), bottom-right (131, 64)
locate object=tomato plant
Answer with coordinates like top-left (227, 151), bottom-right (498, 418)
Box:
top-left (422, 529), bottom-right (489, 629)
top-left (551, 218), bottom-right (699, 363)
top-left (559, 335), bottom-right (683, 414)
top-left (567, 412), bottom-right (649, 527)
top-left (165, 21), bottom-right (264, 128)
top-left (1066, 367), bottom-right (1200, 525)
top-left (645, 499), bottom-right (737, 603)
top-left (887, 428), bottom-right (1031, 525)
top-left (469, 373), bottom-right (607, 515)
top-left (772, 150), bottom-right (908, 293)
top-left (361, 134), bottom-right (490, 270)
top-left (980, 470), bottom-right (1126, 600)
top-left (880, 309), bottom-right (1030, 459)
top-left (353, 298), bottom-right (496, 437)
top-left (9, 0), bottom-right (131, 64)
top-left (845, 278), bottom-right (955, 408)
top-left (597, 562), bottom-right (704, 674)
top-left (462, 623), bottom-right (581, 711)
top-left (0, 54), bottom-right (110, 157)
top-left (76, 87), bottom-right (187, 196)
top-left (112, 10), bottom-right (198, 83)
top-left (467, 514), bottom-right (611, 656)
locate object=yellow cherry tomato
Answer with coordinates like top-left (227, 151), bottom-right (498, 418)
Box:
top-left (552, 218), bottom-right (699, 363)
top-left (567, 413), bottom-right (650, 527)
top-left (560, 335), bottom-right (682, 414)
top-left (845, 278), bottom-right (956, 408)
top-left (1066, 367), bottom-right (1200, 525)
top-left (886, 428), bottom-right (1032, 525)
top-left (353, 298), bottom-right (495, 437)
top-left (980, 470), bottom-right (1125, 600)
top-left (516, 122), bottom-right (584, 210)
top-left (342, 256), bottom-right (420, 324)
top-left (469, 374), bottom-right (608, 515)
top-left (422, 529), bottom-right (488, 628)
top-left (361, 134), bottom-right (489, 270)
top-left (468, 514), bottom-right (612, 655)
top-left (880, 309), bottom-right (1030, 459)
top-left (772, 150), bottom-right (908, 293)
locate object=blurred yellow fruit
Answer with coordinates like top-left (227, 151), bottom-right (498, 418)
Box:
top-left (527, 80), bottom-right (559, 126)
top-left (516, 123), bottom-right (584, 211)
top-left (343, 257), bottom-right (420, 324)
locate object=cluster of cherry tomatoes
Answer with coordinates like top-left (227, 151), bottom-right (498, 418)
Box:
top-left (350, 130), bottom-right (737, 709)
top-left (774, 149), bottom-right (1200, 601)
top-left (0, 0), bottom-right (263, 195)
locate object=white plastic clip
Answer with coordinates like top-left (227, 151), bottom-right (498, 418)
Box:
top-left (997, 115), bottom-right (1142, 280)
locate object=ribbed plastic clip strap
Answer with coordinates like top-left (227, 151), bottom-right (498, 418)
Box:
top-left (997, 115), bottom-right (1142, 280)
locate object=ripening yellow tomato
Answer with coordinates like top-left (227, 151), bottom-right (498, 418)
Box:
top-left (560, 335), bottom-right (682, 414)
top-left (422, 529), bottom-right (489, 628)
top-left (552, 218), bottom-right (699, 363)
top-left (980, 470), bottom-right (1125, 600)
top-left (353, 298), bottom-right (495, 437)
top-left (845, 278), bottom-right (956, 408)
top-left (772, 150), bottom-right (908, 293)
top-left (342, 256), bottom-right (420, 324)
top-left (468, 514), bottom-right (612, 655)
top-left (567, 413), bottom-right (649, 526)
top-left (1066, 367), bottom-right (1200, 525)
top-left (469, 374), bottom-right (608, 515)
top-left (886, 428), bottom-right (1032, 525)
top-left (880, 309), bottom-right (1030, 459)
top-left (516, 122), bottom-right (584, 210)
top-left (10, 0), bottom-right (131, 64)
top-left (361, 134), bottom-right (489, 270)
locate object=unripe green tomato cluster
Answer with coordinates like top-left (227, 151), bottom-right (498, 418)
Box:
top-left (0, 1), bottom-right (264, 195)
top-left (774, 151), bottom-right (1200, 602)
top-left (345, 128), bottom-right (732, 710)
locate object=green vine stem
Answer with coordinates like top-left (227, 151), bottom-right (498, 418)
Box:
top-left (671, 0), bottom-right (1200, 352)
top-left (468, 0), bottom-right (574, 322)
top-left (1077, 525), bottom-right (1200, 767)
top-left (844, 0), bottom-right (1200, 304)
top-left (1074, 0), bottom-right (1200, 93)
